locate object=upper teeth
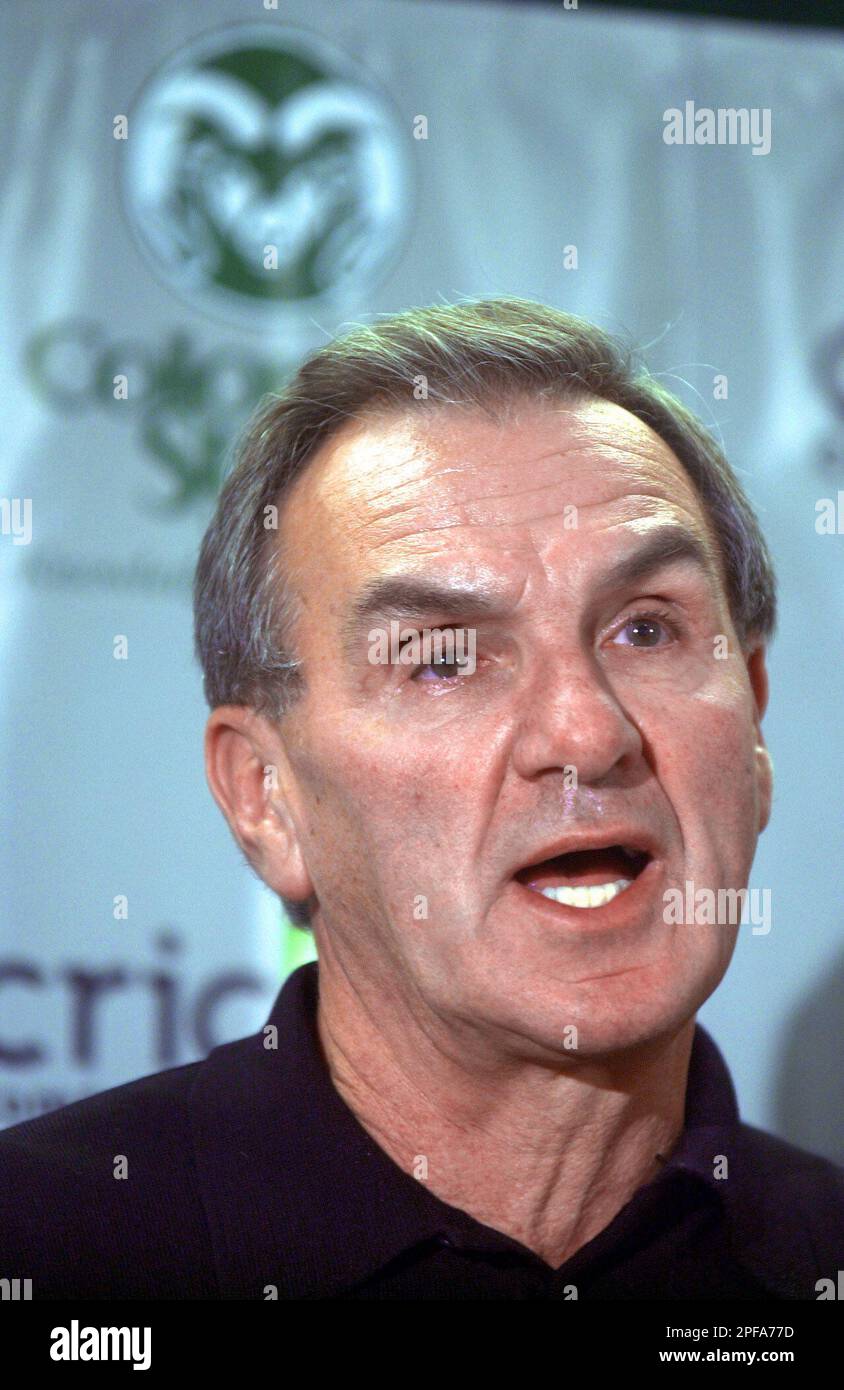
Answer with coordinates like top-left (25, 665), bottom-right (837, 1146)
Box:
top-left (537, 879), bottom-right (633, 908)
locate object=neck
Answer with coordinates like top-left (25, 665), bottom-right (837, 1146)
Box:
top-left (313, 960), bottom-right (695, 1270)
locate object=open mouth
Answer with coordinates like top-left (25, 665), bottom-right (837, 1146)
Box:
top-left (514, 845), bottom-right (652, 909)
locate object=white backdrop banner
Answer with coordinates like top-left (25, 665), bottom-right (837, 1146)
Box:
top-left (1, 0), bottom-right (842, 1158)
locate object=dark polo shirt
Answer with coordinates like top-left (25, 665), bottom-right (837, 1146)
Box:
top-left (0, 960), bottom-right (842, 1300)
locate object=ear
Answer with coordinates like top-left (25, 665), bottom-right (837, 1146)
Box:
top-left (203, 705), bottom-right (314, 905)
top-left (745, 644), bottom-right (773, 835)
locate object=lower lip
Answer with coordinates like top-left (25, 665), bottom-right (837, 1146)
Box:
top-left (510, 857), bottom-right (663, 931)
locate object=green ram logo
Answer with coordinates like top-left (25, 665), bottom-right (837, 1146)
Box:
top-left (121, 24), bottom-right (411, 328)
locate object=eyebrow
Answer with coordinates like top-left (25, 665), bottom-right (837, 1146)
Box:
top-left (595, 525), bottom-right (718, 597)
top-left (341, 577), bottom-right (509, 657)
top-left (341, 524), bottom-right (719, 656)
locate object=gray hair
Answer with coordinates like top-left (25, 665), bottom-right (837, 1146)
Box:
top-left (193, 296), bottom-right (777, 923)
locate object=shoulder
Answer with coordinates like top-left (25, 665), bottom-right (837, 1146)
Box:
top-left (0, 1060), bottom-right (218, 1298)
top-left (724, 1121), bottom-right (844, 1292)
top-left (732, 1120), bottom-right (844, 1203)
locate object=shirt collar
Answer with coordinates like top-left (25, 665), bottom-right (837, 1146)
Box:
top-left (189, 960), bottom-right (811, 1299)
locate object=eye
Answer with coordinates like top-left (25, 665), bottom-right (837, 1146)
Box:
top-left (610, 609), bottom-right (677, 649)
top-left (397, 626), bottom-right (477, 684)
top-left (410, 656), bottom-right (472, 682)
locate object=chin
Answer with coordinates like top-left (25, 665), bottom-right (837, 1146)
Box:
top-left (508, 966), bottom-right (705, 1061)
top-left (562, 1008), bottom-right (695, 1061)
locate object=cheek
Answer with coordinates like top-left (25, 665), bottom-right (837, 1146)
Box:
top-left (644, 683), bottom-right (761, 867)
top-left (305, 748), bottom-right (480, 932)
top-left (299, 710), bottom-right (479, 872)
top-left (641, 660), bottom-right (756, 783)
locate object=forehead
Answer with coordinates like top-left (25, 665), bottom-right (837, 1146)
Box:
top-left (280, 397), bottom-right (722, 602)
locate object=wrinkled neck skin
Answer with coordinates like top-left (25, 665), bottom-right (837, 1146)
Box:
top-left (314, 930), bottom-right (694, 1271)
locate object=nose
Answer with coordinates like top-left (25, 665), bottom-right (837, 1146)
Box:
top-left (511, 644), bottom-right (644, 785)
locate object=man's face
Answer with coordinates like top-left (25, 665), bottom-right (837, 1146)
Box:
top-left (260, 397), bottom-right (772, 1057)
